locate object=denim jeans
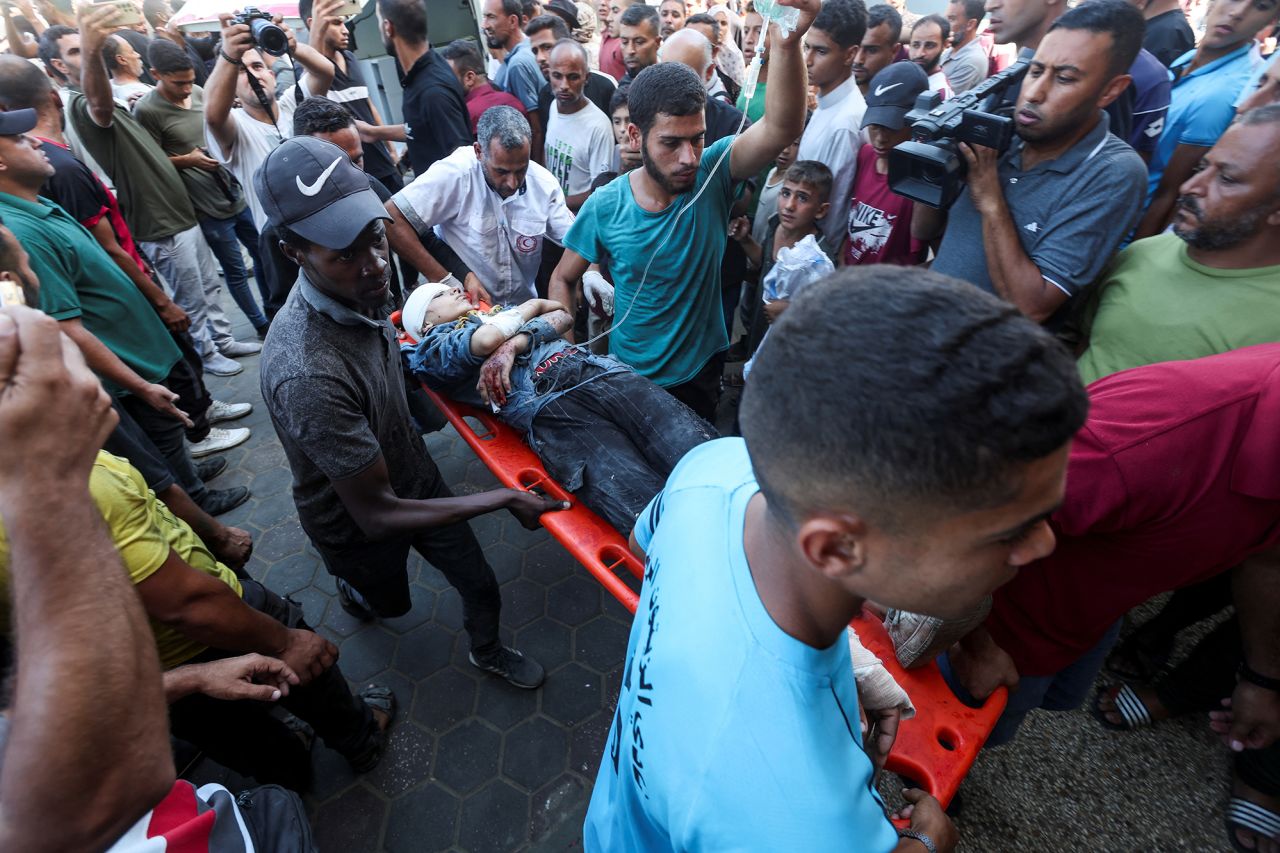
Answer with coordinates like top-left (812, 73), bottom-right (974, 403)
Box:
top-left (530, 364), bottom-right (718, 533)
top-left (200, 207), bottom-right (269, 330)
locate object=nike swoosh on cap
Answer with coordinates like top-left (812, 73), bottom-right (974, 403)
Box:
top-left (874, 82), bottom-right (902, 96)
top-left (296, 156), bottom-right (343, 197)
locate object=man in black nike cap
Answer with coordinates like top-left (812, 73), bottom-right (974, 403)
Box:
top-left (258, 136), bottom-right (562, 690)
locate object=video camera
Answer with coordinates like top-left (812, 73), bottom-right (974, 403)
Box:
top-left (232, 6), bottom-right (290, 57)
top-left (888, 50), bottom-right (1033, 209)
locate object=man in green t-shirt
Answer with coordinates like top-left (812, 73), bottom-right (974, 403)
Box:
top-left (1075, 107), bottom-right (1280, 386)
top-left (43, 5), bottom-right (258, 375)
top-left (549, 0), bottom-right (821, 422)
top-left (135, 39), bottom-right (271, 338)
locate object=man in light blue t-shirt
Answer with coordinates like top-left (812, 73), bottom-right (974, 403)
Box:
top-left (549, 9), bottom-right (815, 422)
top-left (585, 266), bottom-right (1091, 853)
top-left (1134, 0), bottom-right (1278, 238)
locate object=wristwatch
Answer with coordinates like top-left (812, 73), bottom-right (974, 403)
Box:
top-left (898, 829), bottom-right (938, 853)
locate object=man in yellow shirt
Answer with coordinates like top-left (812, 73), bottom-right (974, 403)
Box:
top-left (0, 450), bottom-right (396, 791)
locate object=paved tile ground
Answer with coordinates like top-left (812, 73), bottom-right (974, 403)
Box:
top-left (189, 307), bottom-right (1232, 852)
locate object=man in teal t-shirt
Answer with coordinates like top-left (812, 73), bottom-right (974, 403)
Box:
top-left (549, 7), bottom-right (815, 421)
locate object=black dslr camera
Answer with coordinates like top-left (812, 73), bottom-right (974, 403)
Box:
top-left (232, 6), bottom-right (290, 57)
top-left (888, 51), bottom-right (1033, 209)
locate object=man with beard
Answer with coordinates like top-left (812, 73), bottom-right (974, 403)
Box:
top-left (659, 0), bottom-right (686, 38)
top-left (377, 0), bottom-right (472, 176)
top-left (385, 106), bottom-right (575, 307)
top-left (917, 0), bottom-right (1147, 326)
top-left (908, 14), bottom-right (951, 98)
top-left (549, 0), bottom-right (820, 422)
top-left (941, 0), bottom-right (989, 95)
top-left (617, 3), bottom-right (662, 83)
top-left (1074, 105), bottom-right (1280, 386)
top-left (853, 4), bottom-right (902, 99)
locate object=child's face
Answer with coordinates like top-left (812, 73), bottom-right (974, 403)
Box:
top-left (424, 288), bottom-right (475, 328)
top-left (611, 105), bottom-right (631, 146)
top-left (776, 139), bottom-right (800, 173)
top-left (867, 124), bottom-right (912, 160)
top-left (777, 179), bottom-right (829, 231)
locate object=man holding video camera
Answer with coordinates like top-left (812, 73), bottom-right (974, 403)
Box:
top-left (914, 0), bottom-right (1147, 326)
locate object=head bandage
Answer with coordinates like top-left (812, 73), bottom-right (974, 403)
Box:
top-left (401, 279), bottom-right (456, 343)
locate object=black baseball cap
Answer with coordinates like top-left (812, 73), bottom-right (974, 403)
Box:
top-left (861, 62), bottom-right (930, 131)
top-left (0, 109), bottom-right (37, 136)
top-left (255, 136), bottom-right (390, 249)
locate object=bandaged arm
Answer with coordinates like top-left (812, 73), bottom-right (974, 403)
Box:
top-left (468, 300), bottom-right (572, 356)
top-left (848, 626), bottom-right (916, 718)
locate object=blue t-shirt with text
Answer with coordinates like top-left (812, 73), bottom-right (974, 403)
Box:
top-left (583, 438), bottom-right (900, 853)
top-left (564, 137), bottom-right (735, 388)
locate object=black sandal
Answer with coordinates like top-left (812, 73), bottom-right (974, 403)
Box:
top-left (1090, 684), bottom-right (1154, 731)
top-left (1225, 796), bottom-right (1280, 852)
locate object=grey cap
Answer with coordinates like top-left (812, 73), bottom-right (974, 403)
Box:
top-left (254, 136), bottom-right (390, 249)
top-left (861, 62), bottom-right (930, 131)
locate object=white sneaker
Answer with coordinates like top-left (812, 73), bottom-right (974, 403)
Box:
top-left (208, 399), bottom-right (253, 423)
top-left (204, 352), bottom-right (244, 376)
top-left (220, 340), bottom-right (263, 358)
top-left (189, 426), bottom-right (251, 458)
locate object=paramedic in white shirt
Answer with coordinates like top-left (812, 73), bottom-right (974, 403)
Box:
top-left (385, 106), bottom-right (576, 307)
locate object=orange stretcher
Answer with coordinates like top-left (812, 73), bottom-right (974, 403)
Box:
top-left (415, 381), bottom-right (1008, 816)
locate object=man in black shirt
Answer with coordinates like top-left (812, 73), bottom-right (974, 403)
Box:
top-left (1137, 0), bottom-right (1196, 67)
top-left (301, 0), bottom-right (404, 193)
top-left (376, 0), bottom-right (472, 176)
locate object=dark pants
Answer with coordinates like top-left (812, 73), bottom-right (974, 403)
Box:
top-left (939, 620), bottom-right (1122, 747)
top-left (530, 364), bottom-right (717, 533)
top-left (168, 580), bottom-right (377, 791)
top-left (199, 207), bottom-right (269, 330)
top-left (666, 351), bottom-right (726, 423)
top-left (121, 333), bottom-right (212, 504)
top-left (313, 472), bottom-right (502, 656)
top-left (104, 400), bottom-right (177, 493)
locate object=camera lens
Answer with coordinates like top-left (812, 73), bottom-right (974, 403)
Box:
top-left (250, 18), bottom-right (290, 56)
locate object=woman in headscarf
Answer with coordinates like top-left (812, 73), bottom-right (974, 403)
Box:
top-left (574, 0), bottom-right (602, 71)
top-left (706, 3), bottom-right (746, 86)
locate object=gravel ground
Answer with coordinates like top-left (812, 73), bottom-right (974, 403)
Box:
top-left (941, 606), bottom-right (1233, 852)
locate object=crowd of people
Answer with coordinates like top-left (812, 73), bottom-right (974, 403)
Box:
top-left (0, 0), bottom-right (1279, 848)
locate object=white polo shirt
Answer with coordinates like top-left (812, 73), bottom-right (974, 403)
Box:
top-left (391, 146), bottom-right (576, 306)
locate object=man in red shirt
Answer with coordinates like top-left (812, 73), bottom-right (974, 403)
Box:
top-left (440, 39), bottom-right (528, 136)
top-left (942, 344), bottom-right (1280, 759)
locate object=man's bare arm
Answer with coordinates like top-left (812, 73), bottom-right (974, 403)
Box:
top-left (549, 248), bottom-right (591, 332)
top-left (0, 307), bottom-right (172, 853)
top-left (77, 4), bottom-right (124, 128)
top-left (730, 0), bottom-right (821, 180)
top-left (384, 200), bottom-right (453, 281)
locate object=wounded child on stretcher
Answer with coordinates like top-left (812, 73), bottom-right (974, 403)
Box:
top-left (400, 285), bottom-right (717, 534)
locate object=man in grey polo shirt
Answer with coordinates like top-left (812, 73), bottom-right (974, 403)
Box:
top-left (917, 0), bottom-right (1148, 326)
top-left (258, 136), bottom-right (565, 690)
